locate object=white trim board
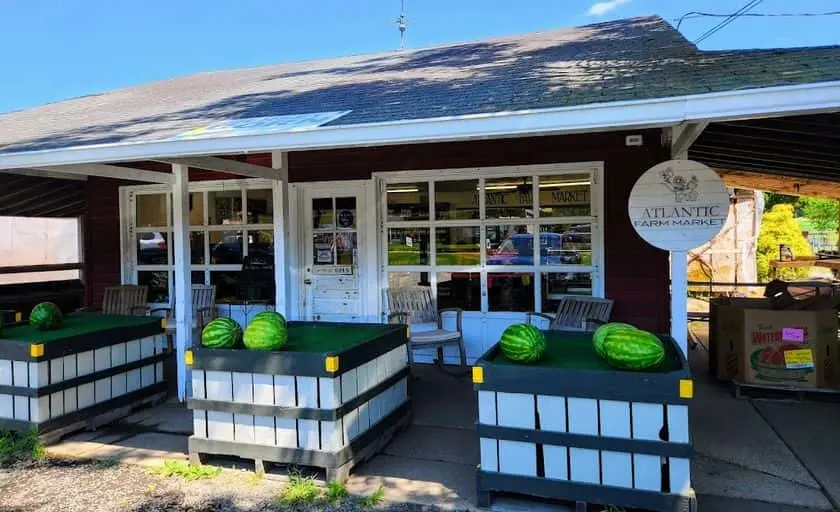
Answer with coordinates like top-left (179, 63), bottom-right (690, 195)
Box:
top-left (2, 81), bottom-right (839, 170)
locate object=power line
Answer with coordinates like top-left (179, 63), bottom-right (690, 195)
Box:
top-left (676, 10), bottom-right (840, 30)
top-left (692, 0), bottom-right (763, 45)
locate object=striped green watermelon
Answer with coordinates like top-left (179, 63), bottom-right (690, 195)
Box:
top-left (201, 317), bottom-right (242, 349)
top-left (29, 302), bottom-right (62, 331)
top-left (243, 316), bottom-right (288, 351)
top-left (500, 323), bottom-right (545, 364)
top-left (601, 329), bottom-right (665, 370)
top-left (593, 322), bottom-right (638, 358)
top-left (251, 310), bottom-right (287, 329)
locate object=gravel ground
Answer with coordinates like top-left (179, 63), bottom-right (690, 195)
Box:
top-left (0, 458), bottom-right (445, 512)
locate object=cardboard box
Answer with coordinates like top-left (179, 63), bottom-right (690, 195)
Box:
top-left (714, 299), bottom-right (839, 388)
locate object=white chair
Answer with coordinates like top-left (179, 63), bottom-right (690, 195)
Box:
top-left (150, 285), bottom-right (217, 348)
top-left (385, 286), bottom-right (467, 372)
top-left (529, 296), bottom-right (614, 332)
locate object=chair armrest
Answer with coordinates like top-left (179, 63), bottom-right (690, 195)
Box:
top-left (130, 305), bottom-right (149, 316)
top-left (438, 307), bottom-right (463, 333)
top-left (388, 312), bottom-right (409, 325)
top-left (148, 306), bottom-right (171, 316)
top-left (527, 312), bottom-right (555, 327)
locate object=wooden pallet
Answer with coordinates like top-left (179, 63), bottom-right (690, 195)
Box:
top-left (732, 380), bottom-right (840, 402)
top-left (190, 408), bottom-right (412, 482)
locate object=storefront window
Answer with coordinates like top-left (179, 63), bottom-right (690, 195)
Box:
top-left (190, 231), bottom-right (206, 264)
top-left (208, 190), bottom-right (243, 225)
top-left (387, 183), bottom-right (429, 221)
top-left (247, 230), bottom-right (274, 262)
top-left (136, 232), bottom-right (168, 265)
top-left (136, 194), bottom-right (167, 227)
top-left (192, 271), bottom-right (205, 285)
top-left (189, 192), bottom-right (204, 226)
top-left (384, 168), bottom-right (599, 314)
top-left (210, 231), bottom-right (243, 264)
top-left (246, 189), bottom-right (273, 224)
top-left (211, 270), bottom-right (241, 303)
top-left (138, 271), bottom-right (169, 303)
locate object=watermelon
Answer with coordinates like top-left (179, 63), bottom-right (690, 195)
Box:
top-left (201, 317), bottom-right (242, 349)
top-left (251, 310), bottom-right (287, 329)
top-left (593, 322), bottom-right (638, 358)
top-left (500, 323), bottom-right (545, 364)
top-left (29, 302), bottom-right (62, 331)
top-left (243, 316), bottom-right (288, 351)
top-left (601, 329), bottom-right (665, 370)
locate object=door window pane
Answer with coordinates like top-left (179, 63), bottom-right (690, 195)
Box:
top-left (136, 194), bottom-right (167, 227)
top-left (208, 190), bottom-right (243, 225)
top-left (246, 230), bottom-right (274, 263)
top-left (312, 198), bottom-right (334, 229)
top-left (486, 225), bottom-right (534, 266)
top-left (488, 273), bottom-right (535, 312)
top-left (246, 189), bottom-right (273, 224)
top-left (210, 231), bottom-right (243, 264)
top-left (335, 197), bottom-right (357, 229)
top-left (190, 231), bottom-right (206, 265)
top-left (539, 174), bottom-right (591, 217)
top-left (539, 224), bottom-right (592, 265)
top-left (485, 177), bottom-right (533, 219)
top-left (437, 272), bottom-right (480, 311)
top-left (387, 183), bottom-right (429, 221)
top-left (313, 233), bottom-right (335, 265)
top-left (189, 192), bottom-right (204, 226)
top-left (436, 226), bottom-right (480, 265)
top-left (136, 232), bottom-right (168, 265)
top-left (388, 272), bottom-right (428, 289)
top-left (542, 272), bottom-right (593, 312)
top-left (387, 228), bottom-right (430, 266)
top-left (336, 232), bottom-right (357, 265)
top-left (138, 271), bottom-right (169, 303)
top-left (436, 180), bottom-right (479, 220)
top-left (211, 271), bottom-right (241, 303)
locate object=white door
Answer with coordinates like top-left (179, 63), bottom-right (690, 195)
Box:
top-left (300, 182), bottom-right (374, 323)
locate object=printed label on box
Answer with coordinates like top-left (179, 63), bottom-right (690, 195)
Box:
top-left (784, 349), bottom-right (814, 369)
top-left (781, 328), bottom-right (805, 343)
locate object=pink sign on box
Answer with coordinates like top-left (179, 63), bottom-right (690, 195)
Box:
top-left (781, 327), bottom-right (805, 343)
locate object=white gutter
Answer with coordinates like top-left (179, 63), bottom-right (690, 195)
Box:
top-left (1, 80), bottom-right (839, 170)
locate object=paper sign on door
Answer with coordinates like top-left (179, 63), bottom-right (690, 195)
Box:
top-left (781, 327), bottom-right (805, 343)
top-left (784, 349), bottom-right (814, 369)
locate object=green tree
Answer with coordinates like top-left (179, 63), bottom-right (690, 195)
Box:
top-left (764, 192), bottom-right (798, 211)
top-left (797, 197), bottom-right (839, 231)
top-left (756, 204), bottom-right (813, 282)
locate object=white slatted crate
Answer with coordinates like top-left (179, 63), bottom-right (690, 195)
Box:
top-left (0, 314), bottom-right (170, 439)
top-left (186, 321), bottom-right (411, 482)
top-left (473, 331), bottom-right (696, 512)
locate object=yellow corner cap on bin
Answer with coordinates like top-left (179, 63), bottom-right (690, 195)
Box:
top-left (325, 356), bottom-right (339, 373)
top-left (30, 344), bottom-right (45, 358)
top-left (405, 325), bottom-right (411, 338)
top-left (472, 366), bottom-right (484, 384)
top-left (160, 317), bottom-right (167, 329)
top-left (14, 312), bottom-right (22, 323)
top-left (185, 350), bottom-right (194, 366)
top-left (679, 379), bottom-right (693, 399)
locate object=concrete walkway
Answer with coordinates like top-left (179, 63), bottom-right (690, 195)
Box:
top-left (46, 356), bottom-right (840, 511)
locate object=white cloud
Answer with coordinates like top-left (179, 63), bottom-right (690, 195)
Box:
top-left (586, 0), bottom-right (632, 16)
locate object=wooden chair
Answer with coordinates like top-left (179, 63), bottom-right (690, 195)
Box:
top-left (150, 284), bottom-right (217, 333)
top-left (98, 285), bottom-right (149, 316)
top-left (385, 286), bottom-right (467, 372)
top-left (529, 296), bottom-right (614, 332)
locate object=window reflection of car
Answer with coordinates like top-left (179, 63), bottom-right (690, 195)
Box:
top-left (211, 234), bottom-right (274, 264)
top-left (138, 232), bottom-right (167, 264)
top-left (486, 232), bottom-right (584, 266)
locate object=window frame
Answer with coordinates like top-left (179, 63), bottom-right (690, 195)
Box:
top-left (120, 179), bottom-right (276, 305)
top-left (375, 162), bottom-right (605, 314)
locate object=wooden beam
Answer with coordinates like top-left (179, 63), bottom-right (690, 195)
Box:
top-left (158, 157), bottom-right (280, 180)
top-left (0, 168), bottom-right (87, 181)
top-left (33, 163), bottom-right (174, 184)
top-left (671, 122), bottom-right (709, 158)
top-left (716, 169), bottom-right (840, 200)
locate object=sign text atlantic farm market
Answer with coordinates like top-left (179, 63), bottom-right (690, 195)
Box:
top-left (628, 160), bottom-right (730, 252)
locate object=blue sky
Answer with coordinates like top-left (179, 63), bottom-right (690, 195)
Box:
top-left (1, 0), bottom-right (838, 113)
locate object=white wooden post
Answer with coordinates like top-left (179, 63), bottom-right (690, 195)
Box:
top-left (271, 151), bottom-right (289, 317)
top-left (171, 163), bottom-right (193, 401)
top-left (670, 251), bottom-right (688, 356)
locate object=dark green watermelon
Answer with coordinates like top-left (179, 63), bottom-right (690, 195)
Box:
top-left (601, 329), bottom-right (665, 370)
top-left (593, 322), bottom-right (638, 359)
top-left (29, 302), bottom-right (62, 331)
top-left (243, 316), bottom-right (288, 351)
top-left (201, 317), bottom-right (242, 349)
top-left (251, 310), bottom-right (287, 329)
top-left (500, 323), bottom-right (545, 364)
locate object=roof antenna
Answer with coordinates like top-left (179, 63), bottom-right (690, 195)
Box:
top-left (395, 0), bottom-right (407, 49)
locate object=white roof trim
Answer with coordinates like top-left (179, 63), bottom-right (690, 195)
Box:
top-left (1, 80), bottom-right (839, 171)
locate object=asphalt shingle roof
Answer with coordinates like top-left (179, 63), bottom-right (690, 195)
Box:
top-left (1, 15), bottom-right (839, 154)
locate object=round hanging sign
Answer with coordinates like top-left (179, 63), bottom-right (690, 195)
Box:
top-left (628, 160), bottom-right (730, 251)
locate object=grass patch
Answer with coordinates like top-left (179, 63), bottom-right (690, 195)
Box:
top-left (0, 429), bottom-right (45, 467)
top-left (150, 460), bottom-right (221, 481)
top-left (326, 481), bottom-right (349, 502)
top-left (359, 486), bottom-right (385, 508)
top-left (276, 472), bottom-right (321, 506)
